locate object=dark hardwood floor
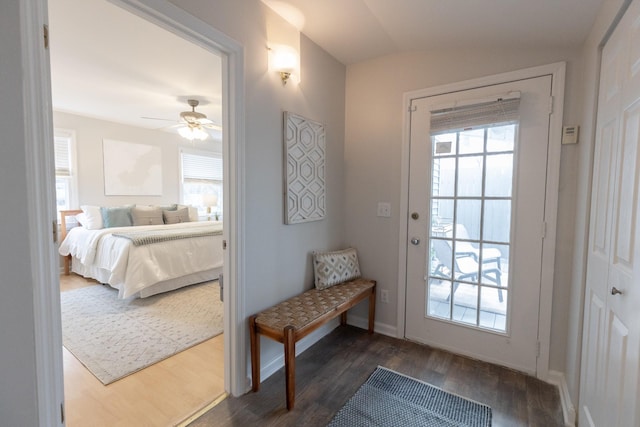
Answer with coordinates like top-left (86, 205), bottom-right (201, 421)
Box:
top-left (190, 325), bottom-right (563, 427)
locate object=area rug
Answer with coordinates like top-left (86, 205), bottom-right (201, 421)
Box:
top-left (60, 281), bottom-right (223, 385)
top-left (328, 366), bottom-right (492, 427)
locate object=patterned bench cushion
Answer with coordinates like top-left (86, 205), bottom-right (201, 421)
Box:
top-left (255, 278), bottom-right (375, 331)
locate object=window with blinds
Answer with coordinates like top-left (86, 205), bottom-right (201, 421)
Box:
top-left (429, 93), bottom-right (520, 136)
top-left (54, 130), bottom-right (76, 214)
top-left (180, 150), bottom-right (223, 219)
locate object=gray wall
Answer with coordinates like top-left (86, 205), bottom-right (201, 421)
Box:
top-left (172, 0), bottom-right (348, 368)
top-left (343, 48), bottom-right (583, 356)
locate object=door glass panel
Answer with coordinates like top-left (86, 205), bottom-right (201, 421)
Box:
top-left (457, 156), bottom-right (484, 197)
top-left (431, 199), bottom-right (454, 237)
top-left (432, 157), bottom-right (455, 197)
top-left (428, 279), bottom-right (451, 319)
top-left (433, 133), bottom-right (457, 157)
top-left (484, 200), bottom-right (511, 243)
top-left (480, 287), bottom-right (508, 332)
top-left (485, 154), bottom-right (513, 197)
top-left (455, 200), bottom-right (481, 240)
top-left (459, 129), bottom-right (485, 154)
top-left (487, 124), bottom-right (516, 152)
top-left (428, 124), bottom-right (516, 331)
top-left (481, 243), bottom-right (509, 288)
top-left (452, 283), bottom-right (478, 325)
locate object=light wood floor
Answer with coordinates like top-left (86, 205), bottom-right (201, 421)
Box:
top-left (191, 325), bottom-right (564, 427)
top-left (60, 274), bottom-right (225, 427)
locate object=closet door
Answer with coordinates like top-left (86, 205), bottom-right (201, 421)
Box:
top-left (580, 1), bottom-right (640, 426)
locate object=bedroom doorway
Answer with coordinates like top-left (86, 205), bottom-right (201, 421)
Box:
top-left (47, 0), bottom-right (243, 424)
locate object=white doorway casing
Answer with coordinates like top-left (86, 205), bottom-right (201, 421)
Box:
top-left (398, 62), bottom-right (566, 380)
top-left (23, 0), bottom-right (246, 425)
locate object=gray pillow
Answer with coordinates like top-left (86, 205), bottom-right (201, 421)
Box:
top-left (131, 206), bottom-right (164, 226)
top-left (163, 207), bottom-right (190, 224)
top-left (313, 247), bottom-right (362, 290)
top-left (100, 206), bottom-right (133, 228)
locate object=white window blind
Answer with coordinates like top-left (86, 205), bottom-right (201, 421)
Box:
top-left (182, 152), bottom-right (223, 183)
top-left (430, 94), bottom-right (521, 135)
top-left (54, 135), bottom-right (71, 177)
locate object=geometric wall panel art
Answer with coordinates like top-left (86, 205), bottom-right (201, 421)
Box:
top-left (283, 111), bottom-right (326, 224)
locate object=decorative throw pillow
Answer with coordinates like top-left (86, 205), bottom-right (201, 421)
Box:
top-left (157, 204), bottom-right (178, 211)
top-left (313, 247), bottom-right (361, 290)
top-left (80, 205), bottom-right (104, 230)
top-left (131, 205), bottom-right (164, 226)
top-left (100, 206), bottom-right (133, 228)
top-left (178, 204), bottom-right (200, 222)
top-left (75, 212), bottom-right (88, 228)
top-left (163, 207), bottom-right (190, 224)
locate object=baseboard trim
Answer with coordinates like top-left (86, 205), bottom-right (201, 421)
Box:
top-left (258, 319), bottom-right (340, 382)
top-left (547, 370), bottom-right (576, 427)
top-left (347, 314), bottom-right (397, 337)
top-left (257, 315), bottom-right (397, 384)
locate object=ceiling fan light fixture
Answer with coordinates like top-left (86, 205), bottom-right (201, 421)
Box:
top-left (178, 124), bottom-right (208, 141)
top-left (176, 99), bottom-right (209, 141)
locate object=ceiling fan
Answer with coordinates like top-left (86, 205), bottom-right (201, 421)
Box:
top-left (143, 99), bottom-right (222, 141)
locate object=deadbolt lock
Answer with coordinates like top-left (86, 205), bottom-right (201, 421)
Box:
top-left (411, 212), bottom-right (419, 220)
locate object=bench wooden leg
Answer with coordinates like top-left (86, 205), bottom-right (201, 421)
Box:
top-left (284, 325), bottom-right (296, 410)
top-left (368, 286), bottom-right (376, 334)
top-left (340, 311), bottom-right (347, 326)
top-left (249, 315), bottom-right (260, 392)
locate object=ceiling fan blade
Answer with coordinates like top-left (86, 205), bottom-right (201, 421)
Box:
top-left (141, 116), bottom-right (176, 122)
top-left (202, 123), bottom-right (223, 131)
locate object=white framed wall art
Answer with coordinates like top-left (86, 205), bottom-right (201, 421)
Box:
top-left (103, 139), bottom-right (162, 196)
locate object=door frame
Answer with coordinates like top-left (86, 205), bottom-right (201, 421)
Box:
top-left (397, 62), bottom-right (565, 380)
top-left (23, 0), bottom-right (246, 425)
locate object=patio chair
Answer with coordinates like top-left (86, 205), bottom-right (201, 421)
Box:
top-left (431, 238), bottom-right (503, 302)
top-left (447, 224), bottom-right (502, 269)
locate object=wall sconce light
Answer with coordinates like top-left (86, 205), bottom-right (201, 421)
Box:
top-left (269, 44), bottom-right (298, 86)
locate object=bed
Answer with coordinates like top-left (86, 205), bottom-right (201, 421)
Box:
top-left (58, 209), bottom-right (224, 299)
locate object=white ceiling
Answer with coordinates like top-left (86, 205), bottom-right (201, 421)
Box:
top-left (263, 0), bottom-right (606, 64)
top-left (48, 0), bottom-right (223, 133)
top-left (48, 0), bottom-right (605, 131)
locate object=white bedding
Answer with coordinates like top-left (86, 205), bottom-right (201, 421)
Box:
top-left (59, 221), bottom-right (224, 299)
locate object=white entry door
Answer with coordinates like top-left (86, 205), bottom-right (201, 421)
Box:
top-left (579, 0), bottom-right (640, 425)
top-left (405, 75), bottom-right (553, 374)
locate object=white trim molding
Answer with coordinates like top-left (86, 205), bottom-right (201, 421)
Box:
top-left (27, 2), bottom-right (247, 423)
top-left (548, 370), bottom-right (577, 426)
top-left (111, 0), bottom-right (247, 398)
top-left (398, 62), bottom-right (566, 380)
top-left (21, 0), bottom-right (66, 424)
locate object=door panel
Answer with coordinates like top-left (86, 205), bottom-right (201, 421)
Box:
top-left (405, 76), bottom-right (551, 373)
top-left (580, 1), bottom-right (640, 425)
top-left (582, 291), bottom-right (605, 427)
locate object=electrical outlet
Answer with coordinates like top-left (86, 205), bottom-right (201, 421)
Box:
top-left (380, 289), bottom-right (389, 303)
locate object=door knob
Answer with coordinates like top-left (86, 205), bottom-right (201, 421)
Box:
top-left (611, 286), bottom-right (623, 296)
top-left (411, 238), bottom-right (420, 245)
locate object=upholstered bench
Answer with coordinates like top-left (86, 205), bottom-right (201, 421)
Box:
top-left (249, 277), bottom-right (376, 410)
